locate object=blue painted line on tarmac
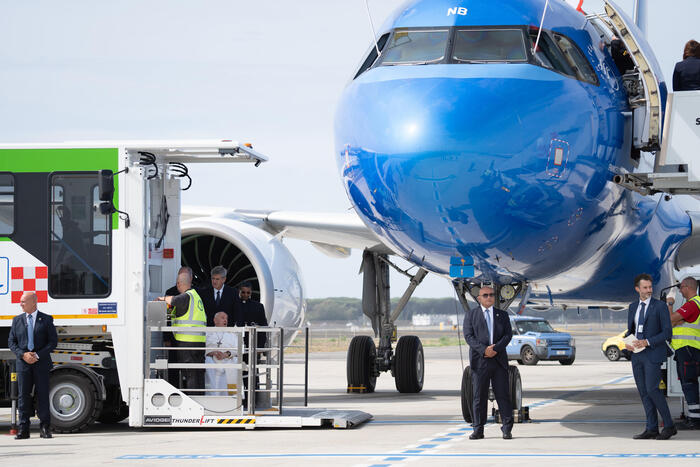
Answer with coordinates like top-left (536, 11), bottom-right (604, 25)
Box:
top-left (430, 437), bottom-right (452, 442)
top-left (401, 450), bottom-right (424, 454)
top-left (383, 457), bottom-right (406, 461)
top-left (416, 444), bottom-right (438, 449)
top-left (117, 453), bottom-right (700, 460)
top-left (368, 420), bottom-right (463, 424)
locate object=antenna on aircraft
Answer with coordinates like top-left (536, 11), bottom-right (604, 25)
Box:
top-left (532, 0), bottom-right (550, 56)
top-left (363, 0), bottom-right (382, 57)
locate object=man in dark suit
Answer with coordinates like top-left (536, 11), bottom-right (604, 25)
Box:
top-left (463, 285), bottom-right (513, 440)
top-left (625, 273), bottom-right (676, 440)
top-left (8, 291), bottom-right (58, 439)
top-left (197, 265), bottom-right (239, 327)
top-left (236, 282), bottom-right (268, 407)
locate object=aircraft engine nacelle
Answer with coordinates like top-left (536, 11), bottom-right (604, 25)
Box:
top-left (181, 217), bottom-right (306, 343)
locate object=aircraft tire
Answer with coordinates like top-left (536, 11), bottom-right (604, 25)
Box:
top-left (460, 366), bottom-right (473, 423)
top-left (347, 336), bottom-right (377, 393)
top-left (393, 335), bottom-right (424, 393)
top-left (520, 346), bottom-right (539, 365)
top-left (49, 369), bottom-right (103, 433)
top-left (508, 366), bottom-right (522, 412)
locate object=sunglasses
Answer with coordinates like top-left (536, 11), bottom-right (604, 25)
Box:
top-left (480, 293), bottom-right (495, 298)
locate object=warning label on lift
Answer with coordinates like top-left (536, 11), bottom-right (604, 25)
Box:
top-left (98, 302), bottom-right (117, 314)
top-left (143, 415), bottom-right (256, 426)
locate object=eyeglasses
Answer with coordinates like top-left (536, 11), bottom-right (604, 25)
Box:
top-left (480, 293), bottom-right (495, 298)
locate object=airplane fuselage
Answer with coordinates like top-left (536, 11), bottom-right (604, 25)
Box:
top-left (334, 0), bottom-right (691, 304)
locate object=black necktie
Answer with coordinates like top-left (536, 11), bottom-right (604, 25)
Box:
top-left (636, 302), bottom-right (646, 339)
top-left (215, 290), bottom-right (221, 307)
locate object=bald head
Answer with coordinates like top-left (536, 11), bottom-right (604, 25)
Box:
top-left (680, 277), bottom-right (699, 300)
top-left (477, 286), bottom-right (496, 308)
top-left (20, 292), bottom-right (38, 314)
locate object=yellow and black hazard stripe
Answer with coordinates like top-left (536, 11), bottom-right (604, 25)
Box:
top-left (53, 350), bottom-right (101, 355)
top-left (216, 418), bottom-right (255, 425)
top-left (53, 361), bottom-right (101, 367)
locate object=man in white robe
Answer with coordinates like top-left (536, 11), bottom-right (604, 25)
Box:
top-left (205, 312), bottom-right (240, 397)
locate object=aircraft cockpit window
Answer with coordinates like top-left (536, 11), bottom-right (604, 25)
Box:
top-left (529, 29), bottom-right (572, 76)
top-left (354, 33), bottom-right (390, 79)
top-left (452, 29), bottom-right (528, 63)
top-left (553, 34), bottom-right (599, 85)
top-left (378, 29), bottom-right (449, 65)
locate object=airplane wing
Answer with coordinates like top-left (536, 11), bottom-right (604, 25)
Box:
top-left (181, 206), bottom-right (393, 257)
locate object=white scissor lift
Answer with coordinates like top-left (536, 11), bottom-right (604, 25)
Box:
top-left (143, 305), bottom-right (371, 429)
top-left (121, 143), bottom-right (370, 430)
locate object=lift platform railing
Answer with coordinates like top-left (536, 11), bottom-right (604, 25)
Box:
top-left (145, 303), bottom-right (309, 415)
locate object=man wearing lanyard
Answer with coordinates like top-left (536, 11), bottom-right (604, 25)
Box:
top-left (625, 274), bottom-right (676, 440)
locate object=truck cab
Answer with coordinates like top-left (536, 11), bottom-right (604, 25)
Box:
top-left (506, 315), bottom-right (576, 366)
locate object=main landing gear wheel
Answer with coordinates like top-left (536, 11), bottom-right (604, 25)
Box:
top-left (393, 336), bottom-right (424, 393)
top-left (347, 336), bottom-right (377, 393)
top-left (50, 370), bottom-right (103, 433)
top-left (508, 366), bottom-right (523, 412)
top-left (460, 366), bottom-right (474, 423)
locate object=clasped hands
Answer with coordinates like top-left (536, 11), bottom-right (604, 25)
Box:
top-left (208, 350), bottom-right (231, 360)
top-left (22, 351), bottom-right (39, 364)
top-left (484, 345), bottom-right (497, 358)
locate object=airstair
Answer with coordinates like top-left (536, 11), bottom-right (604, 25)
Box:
top-left (592, 2), bottom-right (700, 195)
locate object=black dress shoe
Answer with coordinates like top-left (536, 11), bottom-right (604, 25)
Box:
top-left (503, 431), bottom-right (513, 440)
top-left (633, 430), bottom-right (659, 439)
top-left (40, 426), bottom-right (53, 439)
top-left (469, 431), bottom-right (484, 440)
top-left (15, 431), bottom-right (29, 440)
top-left (656, 426), bottom-right (677, 440)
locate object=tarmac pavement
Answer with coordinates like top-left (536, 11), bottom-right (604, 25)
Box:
top-left (1, 334), bottom-right (698, 466)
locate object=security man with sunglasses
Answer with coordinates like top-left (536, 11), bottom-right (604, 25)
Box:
top-left (463, 285), bottom-right (514, 440)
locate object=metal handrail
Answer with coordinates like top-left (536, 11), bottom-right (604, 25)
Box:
top-left (145, 318), bottom-right (310, 414)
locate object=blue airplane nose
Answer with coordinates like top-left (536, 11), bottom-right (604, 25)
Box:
top-left (335, 64), bottom-right (614, 279)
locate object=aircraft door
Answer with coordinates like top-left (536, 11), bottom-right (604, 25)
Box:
top-left (604, 1), bottom-right (663, 152)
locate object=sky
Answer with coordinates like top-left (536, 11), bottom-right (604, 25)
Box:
top-left (0, 0), bottom-right (697, 298)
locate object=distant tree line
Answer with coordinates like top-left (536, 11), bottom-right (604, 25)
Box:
top-left (305, 298), bottom-right (628, 323)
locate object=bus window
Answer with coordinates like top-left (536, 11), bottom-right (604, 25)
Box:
top-left (49, 173), bottom-right (111, 297)
top-left (0, 174), bottom-right (14, 235)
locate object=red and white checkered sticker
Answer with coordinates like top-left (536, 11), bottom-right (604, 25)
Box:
top-left (11, 266), bottom-right (48, 303)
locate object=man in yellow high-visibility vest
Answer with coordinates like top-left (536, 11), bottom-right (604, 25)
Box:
top-left (159, 269), bottom-right (206, 393)
top-left (669, 276), bottom-right (700, 430)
